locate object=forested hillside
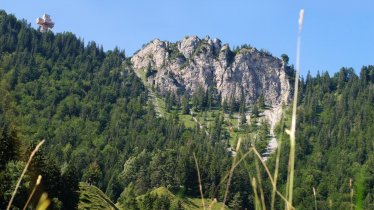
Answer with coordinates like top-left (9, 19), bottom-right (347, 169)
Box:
top-left (262, 67), bottom-right (374, 209)
top-left (288, 68), bottom-right (374, 209)
top-left (0, 10), bottom-right (373, 210)
top-left (0, 10), bottom-right (245, 210)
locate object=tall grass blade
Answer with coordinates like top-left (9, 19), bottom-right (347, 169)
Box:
top-left (255, 157), bottom-right (266, 210)
top-left (36, 193), bottom-right (51, 210)
top-left (222, 138), bottom-right (241, 209)
top-left (23, 175), bottom-right (42, 210)
top-left (240, 148), bottom-right (294, 209)
top-left (193, 152), bottom-right (206, 210)
top-left (7, 139), bottom-right (45, 210)
top-left (271, 119), bottom-right (284, 210)
top-left (350, 178), bottom-right (354, 210)
top-left (286, 9), bottom-right (304, 210)
top-left (252, 178), bottom-right (262, 210)
top-left (313, 187), bottom-right (317, 210)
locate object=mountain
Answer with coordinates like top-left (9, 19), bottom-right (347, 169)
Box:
top-left (0, 10), bottom-right (373, 210)
top-left (0, 10), bottom-right (237, 210)
top-left (132, 35), bottom-right (292, 107)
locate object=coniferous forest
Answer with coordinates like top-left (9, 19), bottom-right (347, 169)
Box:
top-left (0, 10), bottom-right (373, 210)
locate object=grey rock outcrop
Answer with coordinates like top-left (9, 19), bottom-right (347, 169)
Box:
top-left (131, 35), bottom-right (291, 106)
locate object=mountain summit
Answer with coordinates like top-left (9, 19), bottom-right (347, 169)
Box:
top-left (132, 35), bottom-right (292, 107)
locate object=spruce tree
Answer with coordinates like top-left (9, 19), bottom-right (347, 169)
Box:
top-left (228, 192), bottom-right (242, 210)
top-left (181, 93), bottom-right (190, 114)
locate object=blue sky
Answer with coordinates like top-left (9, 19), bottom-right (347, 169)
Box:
top-left (1, 0), bottom-right (373, 76)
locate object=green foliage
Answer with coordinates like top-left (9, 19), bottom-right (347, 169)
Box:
top-left (252, 105), bottom-right (259, 118)
top-left (145, 62), bottom-right (157, 78)
top-left (281, 54), bottom-right (289, 65)
top-left (181, 93), bottom-right (190, 114)
top-left (257, 93), bottom-right (266, 110)
top-left (117, 186), bottom-right (227, 210)
top-left (272, 66), bottom-right (374, 210)
top-left (117, 183), bottom-right (138, 210)
top-left (0, 125), bottom-right (19, 170)
top-left (192, 85), bottom-right (206, 111)
top-left (83, 162), bottom-right (102, 186)
top-left (228, 192), bottom-right (242, 210)
top-left (60, 164), bottom-right (80, 210)
top-left (0, 160), bottom-right (30, 208)
top-left (167, 43), bottom-right (186, 62)
top-left (78, 182), bottom-right (119, 210)
top-left (1, 10), bottom-right (374, 210)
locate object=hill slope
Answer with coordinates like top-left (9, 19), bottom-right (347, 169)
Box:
top-left (0, 10), bottom-right (373, 210)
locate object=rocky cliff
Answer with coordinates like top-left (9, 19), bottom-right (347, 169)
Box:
top-left (131, 35), bottom-right (291, 107)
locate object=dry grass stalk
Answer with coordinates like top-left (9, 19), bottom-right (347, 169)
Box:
top-left (255, 158), bottom-right (266, 210)
top-left (215, 146), bottom-right (294, 209)
top-left (215, 147), bottom-right (254, 199)
top-left (313, 187), bottom-right (317, 210)
top-left (208, 198), bottom-right (217, 210)
top-left (222, 138), bottom-right (242, 209)
top-left (36, 192), bottom-right (51, 210)
top-left (349, 178), bottom-right (354, 210)
top-left (23, 175), bottom-right (42, 210)
top-left (7, 139), bottom-right (45, 210)
top-left (271, 120), bottom-right (284, 210)
top-left (285, 9), bottom-right (304, 210)
top-left (251, 148), bottom-right (294, 209)
top-left (251, 178), bottom-right (262, 210)
top-left (193, 152), bottom-right (206, 210)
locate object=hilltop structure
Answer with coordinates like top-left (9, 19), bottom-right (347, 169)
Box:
top-left (36, 14), bottom-right (54, 32)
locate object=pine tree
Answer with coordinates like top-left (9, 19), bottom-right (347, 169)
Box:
top-left (239, 90), bottom-right (247, 126)
top-left (222, 100), bottom-right (228, 113)
top-left (138, 193), bottom-right (154, 210)
top-left (118, 183), bottom-right (139, 210)
top-left (207, 86), bottom-right (214, 110)
top-left (252, 105), bottom-right (259, 118)
top-left (228, 192), bottom-right (242, 210)
top-left (0, 125), bottom-right (19, 170)
top-left (181, 93), bottom-right (190, 114)
top-left (83, 161), bottom-right (102, 185)
top-left (165, 92), bottom-right (171, 112)
top-left (240, 112), bottom-right (247, 126)
top-left (257, 93), bottom-right (265, 109)
top-left (281, 53), bottom-right (289, 66)
top-left (146, 62), bottom-right (152, 77)
top-left (229, 95), bottom-right (237, 114)
top-left (60, 164), bottom-right (80, 210)
top-left (171, 199), bottom-right (184, 210)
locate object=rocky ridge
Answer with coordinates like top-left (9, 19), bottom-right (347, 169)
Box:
top-left (131, 35), bottom-right (291, 107)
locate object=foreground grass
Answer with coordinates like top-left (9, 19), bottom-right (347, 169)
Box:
top-left (79, 183), bottom-right (227, 210)
top-left (143, 187), bottom-right (228, 210)
top-left (184, 197), bottom-right (227, 210)
top-left (78, 182), bottom-right (119, 210)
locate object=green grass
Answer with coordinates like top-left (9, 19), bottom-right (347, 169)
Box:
top-left (149, 186), bottom-right (175, 197)
top-left (78, 183), bottom-right (227, 210)
top-left (154, 96), bottom-right (168, 117)
top-left (179, 113), bottom-right (196, 128)
top-left (143, 187), bottom-right (228, 210)
top-left (134, 67), bottom-right (169, 118)
top-left (164, 105), bottom-right (265, 148)
top-left (78, 182), bottom-right (119, 210)
top-left (183, 197), bottom-right (228, 210)
top-left (145, 94), bottom-right (271, 152)
top-left (134, 67), bottom-right (249, 145)
top-left (136, 68), bottom-right (147, 83)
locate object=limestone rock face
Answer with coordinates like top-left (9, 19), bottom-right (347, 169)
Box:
top-left (131, 35), bottom-right (291, 106)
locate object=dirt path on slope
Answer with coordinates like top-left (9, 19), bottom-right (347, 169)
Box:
top-left (262, 104), bottom-right (283, 160)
